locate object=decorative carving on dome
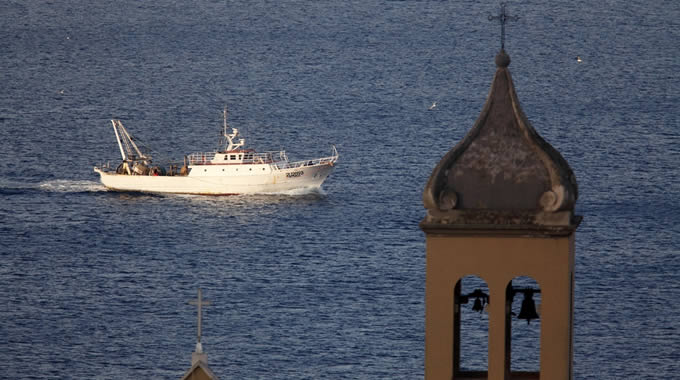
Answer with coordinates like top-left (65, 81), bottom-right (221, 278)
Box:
top-left (540, 185), bottom-right (569, 212)
top-left (438, 187), bottom-right (458, 211)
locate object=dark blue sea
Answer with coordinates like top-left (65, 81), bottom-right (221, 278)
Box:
top-left (1, 1), bottom-right (679, 379)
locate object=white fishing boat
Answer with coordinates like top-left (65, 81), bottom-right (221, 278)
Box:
top-left (93, 109), bottom-right (338, 195)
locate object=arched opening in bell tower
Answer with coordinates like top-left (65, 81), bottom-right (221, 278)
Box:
top-left (454, 275), bottom-right (490, 377)
top-left (505, 276), bottom-right (542, 376)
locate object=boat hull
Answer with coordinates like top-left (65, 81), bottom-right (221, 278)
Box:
top-left (94, 163), bottom-right (334, 195)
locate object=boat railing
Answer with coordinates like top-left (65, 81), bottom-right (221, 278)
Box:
top-left (253, 151), bottom-right (284, 163)
top-left (188, 146), bottom-right (337, 168)
top-left (188, 151), bottom-right (285, 165)
top-left (188, 152), bottom-right (217, 165)
top-left (94, 161), bottom-right (113, 171)
top-left (271, 146), bottom-right (338, 171)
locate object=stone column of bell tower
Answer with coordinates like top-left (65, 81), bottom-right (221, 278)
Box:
top-left (420, 50), bottom-right (581, 380)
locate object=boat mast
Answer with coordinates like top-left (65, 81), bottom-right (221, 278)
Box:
top-left (223, 107), bottom-right (228, 141)
top-left (221, 106), bottom-right (229, 150)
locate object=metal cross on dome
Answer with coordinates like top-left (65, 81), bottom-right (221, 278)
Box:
top-left (189, 288), bottom-right (211, 352)
top-left (488, 2), bottom-right (519, 50)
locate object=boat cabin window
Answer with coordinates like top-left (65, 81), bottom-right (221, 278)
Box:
top-left (230, 154), bottom-right (236, 160)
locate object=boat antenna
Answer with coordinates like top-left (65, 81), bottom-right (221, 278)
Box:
top-left (223, 106), bottom-right (228, 137)
top-left (219, 106), bottom-right (229, 150)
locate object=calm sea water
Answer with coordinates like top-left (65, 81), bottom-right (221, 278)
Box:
top-left (1, 1), bottom-right (679, 379)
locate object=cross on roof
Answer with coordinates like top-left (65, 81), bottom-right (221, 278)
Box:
top-left (488, 2), bottom-right (519, 51)
top-left (189, 288), bottom-right (211, 352)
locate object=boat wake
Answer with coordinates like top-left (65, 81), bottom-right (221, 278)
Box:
top-left (261, 186), bottom-right (327, 197)
top-left (171, 186), bottom-right (327, 199)
top-left (38, 179), bottom-right (108, 193)
top-left (0, 178), bottom-right (107, 194)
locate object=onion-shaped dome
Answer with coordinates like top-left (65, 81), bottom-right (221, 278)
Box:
top-left (422, 50), bottom-right (580, 234)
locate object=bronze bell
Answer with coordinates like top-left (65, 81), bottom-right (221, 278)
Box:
top-left (517, 291), bottom-right (539, 324)
top-left (472, 297), bottom-right (484, 313)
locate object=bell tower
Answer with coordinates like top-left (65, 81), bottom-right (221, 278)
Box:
top-left (420, 48), bottom-right (581, 380)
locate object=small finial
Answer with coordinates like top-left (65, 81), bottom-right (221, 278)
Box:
top-left (495, 50), bottom-right (511, 68)
top-left (488, 3), bottom-right (519, 51)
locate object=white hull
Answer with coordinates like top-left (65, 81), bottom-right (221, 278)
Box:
top-left (95, 162), bottom-right (334, 195)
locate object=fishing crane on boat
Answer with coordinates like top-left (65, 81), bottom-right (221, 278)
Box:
top-left (112, 119), bottom-right (150, 162)
top-left (111, 119), bottom-right (154, 175)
